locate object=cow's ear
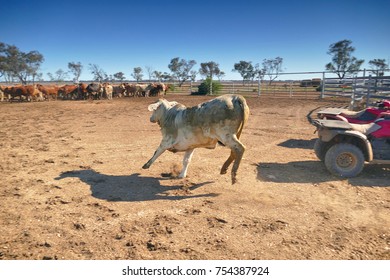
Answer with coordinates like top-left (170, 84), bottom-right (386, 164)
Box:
top-left (148, 101), bottom-right (161, 111)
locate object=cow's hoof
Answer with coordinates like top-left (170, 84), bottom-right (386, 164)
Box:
top-left (220, 168), bottom-right (227, 175)
top-left (142, 164), bottom-right (149, 169)
top-left (231, 174), bottom-right (237, 184)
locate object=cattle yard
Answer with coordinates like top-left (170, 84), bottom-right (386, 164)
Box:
top-left (0, 80), bottom-right (322, 102)
top-left (0, 94), bottom-right (389, 260)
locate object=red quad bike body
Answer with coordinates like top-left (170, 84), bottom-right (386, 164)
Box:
top-left (312, 116), bottom-right (390, 177)
top-left (317, 100), bottom-right (390, 124)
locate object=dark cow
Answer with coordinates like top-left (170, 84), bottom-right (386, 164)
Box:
top-left (86, 83), bottom-right (103, 100)
top-left (124, 83), bottom-right (148, 97)
top-left (142, 94), bottom-right (250, 184)
top-left (112, 83), bottom-right (126, 98)
top-left (145, 83), bottom-right (165, 97)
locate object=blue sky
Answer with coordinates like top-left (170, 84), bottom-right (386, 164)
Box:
top-left (1, 0), bottom-right (389, 81)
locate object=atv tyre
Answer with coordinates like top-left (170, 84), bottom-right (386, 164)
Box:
top-left (324, 143), bottom-right (365, 177)
top-left (314, 139), bottom-right (328, 161)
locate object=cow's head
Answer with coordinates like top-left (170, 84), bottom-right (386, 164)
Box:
top-left (148, 99), bottom-right (178, 124)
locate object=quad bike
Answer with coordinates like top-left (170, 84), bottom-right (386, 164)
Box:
top-left (316, 99), bottom-right (390, 124)
top-left (312, 116), bottom-right (390, 177)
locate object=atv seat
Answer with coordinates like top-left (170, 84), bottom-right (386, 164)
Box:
top-left (340, 109), bottom-right (367, 118)
top-left (317, 108), bottom-right (366, 118)
top-left (349, 122), bottom-right (381, 135)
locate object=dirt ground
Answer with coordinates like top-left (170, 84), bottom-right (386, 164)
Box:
top-left (0, 94), bottom-right (389, 260)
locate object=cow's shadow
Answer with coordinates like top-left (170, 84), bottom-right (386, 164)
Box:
top-left (55, 169), bottom-right (217, 202)
top-left (256, 161), bottom-right (390, 187)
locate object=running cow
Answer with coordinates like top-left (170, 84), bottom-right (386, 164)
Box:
top-left (142, 94), bottom-right (250, 184)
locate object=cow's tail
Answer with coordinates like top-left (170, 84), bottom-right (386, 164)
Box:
top-left (235, 95), bottom-right (250, 139)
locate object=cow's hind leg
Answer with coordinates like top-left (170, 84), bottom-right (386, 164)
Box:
top-left (220, 151), bottom-right (234, 175)
top-left (222, 135), bottom-right (246, 184)
top-left (178, 149), bottom-right (195, 178)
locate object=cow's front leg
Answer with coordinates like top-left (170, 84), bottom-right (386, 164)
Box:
top-left (178, 149), bottom-right (195, 178)
top-left (142, 143), bottom-right (169, 169)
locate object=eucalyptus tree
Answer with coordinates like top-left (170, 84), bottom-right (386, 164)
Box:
top-left (262, 57), bottom-right (283, 85)
top-left (113, 71), bottom-right (126, 81)
top-left (368, 59), bottom-right (388, 76)
top-left (89, 63), bottom-right (107, 82)
top-left (199, 61), bottom-right (222, 95)
top-left (131, 67), bottom-right (143, 82)
top-left (47, 69), bottom-right (69, 82)
top-left (68, 62), bottom-right (83, 82)
top-left (168, 57), bottom-right (197, 86)
top-left (0, 42), bottom-right (44, 84)
top-left (233, 61), bottom-right (255, 85)
top-left (325, 39), bottom-right (364, 79)
top-left (145, 65), bottom-right (154, 82)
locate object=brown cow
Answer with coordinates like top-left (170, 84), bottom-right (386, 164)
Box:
top-left (77, 83), bottom-right (89, 100)
top-left (4, 85), bottom-right (43, 102)
top-left (36, 84), bottom-right (60, 100)
top-left (58, 84), bottom-right (79, 100)
top-left (2, 86), bottom-right (13, 101)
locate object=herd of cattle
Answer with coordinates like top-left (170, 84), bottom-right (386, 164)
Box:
top-left (0, 82), bottom-right (169, 102)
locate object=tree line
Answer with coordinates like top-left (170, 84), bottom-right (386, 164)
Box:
top-left (0, 40), bottom-right (388, 85)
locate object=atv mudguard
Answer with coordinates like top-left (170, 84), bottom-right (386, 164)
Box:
top-left (317, 128), bottom-right (373, 162)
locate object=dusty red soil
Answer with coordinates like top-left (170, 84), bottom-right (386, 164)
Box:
top-left (0, 95), bottom-right (389, 260)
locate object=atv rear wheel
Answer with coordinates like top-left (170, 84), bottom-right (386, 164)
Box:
top-left (314, 139), bottom-right (329, 161)
top-left (324, 143), bottom-right (365, 177)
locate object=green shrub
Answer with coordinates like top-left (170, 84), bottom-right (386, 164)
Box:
top-left (192, 78), bottom-right (222, 95)
top-left (167, 84), bottom-right (175, 92)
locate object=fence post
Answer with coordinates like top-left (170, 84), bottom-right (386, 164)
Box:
top-left (350, 76), bottom-right (357, 110)
top-left (321, 72), bottom-right (325, 99)
top-left (257, 77), bottom-right (261, 97)
top-left (366, 75), bottom-right (372, 107)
